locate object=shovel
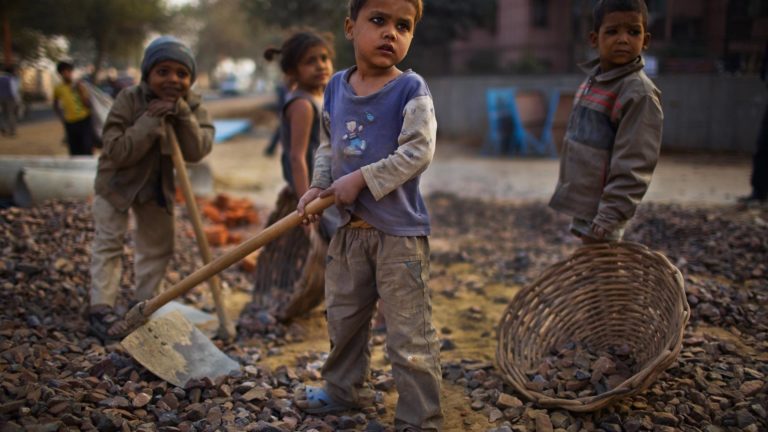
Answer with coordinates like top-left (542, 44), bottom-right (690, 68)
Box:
top-left (120, 310), bottom-right (240, 387)
top-left (166, 123), bottom-right (236, 342)
top-left (112, 192), bottom-right (334, 382)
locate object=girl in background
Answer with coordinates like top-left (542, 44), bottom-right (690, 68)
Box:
top-left (243, 30), bottom-right (339, 324)
top-left (263, 75), bottom-right (293, 156)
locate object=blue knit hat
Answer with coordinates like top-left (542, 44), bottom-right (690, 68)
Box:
top-left (141, 36), bottom-right (196, 83)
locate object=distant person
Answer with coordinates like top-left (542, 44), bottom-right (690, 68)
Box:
top-left (295, 0), bottom-right (443, 429)
top-left (105, 76), bottom-right (122, 99)
top-left (89, 36), bottom-right (214, 342)
top-left (53, 61), bottom-right (95, 155)
top-left (0, 65), bottom-right (21, 137)
top-left (549, 0), bottom-right (663, 243)
top-left (263, 76), bottom-right (294, 156)
top-left (249, 30), bottom-right (339, 320)
top-left (740, 42), bottom-right (768, 204)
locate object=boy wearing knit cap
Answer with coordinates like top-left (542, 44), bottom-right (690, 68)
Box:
top-left (88, 36), bottom-right (214, 341)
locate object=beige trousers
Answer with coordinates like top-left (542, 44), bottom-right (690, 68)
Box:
top-left (322, 226), bottom-right (443, 431)
top-left (90, 194), bottom-right (174, 307)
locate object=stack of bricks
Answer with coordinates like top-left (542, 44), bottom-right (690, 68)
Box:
top-left (187, 193), bottom-right (261, 247)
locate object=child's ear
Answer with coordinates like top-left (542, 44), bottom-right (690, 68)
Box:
top-left (589, 31), bottom-right (598, 48)
top-left (643, 32), bottom-right (651, 50)
top-left (344, 17), bottom-right (355, 40)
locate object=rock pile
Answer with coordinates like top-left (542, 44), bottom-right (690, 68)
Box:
top-left (524, 342), bottom-right (637, 399)
top-left (428, 195), bottom-right (767, 432)
top-left (1, 196), bottom-right (766, 431)
top-left (0, 200), bottom-right (390, 431)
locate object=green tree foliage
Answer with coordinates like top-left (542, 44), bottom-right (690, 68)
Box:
top-left (418, 0), bottom-right (497, 44)
top-left (242, 0), bottom-right (496, 39)
top-left (240, 0), bottom-right (353, 67)
top-left (241, 0), bottom-right (346, 32)
top-left (407, 0), bottom-right (497, 74)
top-left (179, 0), bottom-right (270, 79)
top-left (240, 0), bottom-right (497, 75)
top-left (61, 0), bottom-right (167, 77)
top-left (4, 0), bottom-right (166, 75)
top-left (0, 0), bottom-right (64, 64)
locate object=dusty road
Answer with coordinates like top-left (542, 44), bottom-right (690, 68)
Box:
top-left (2, 94), bottom-right (753, 206)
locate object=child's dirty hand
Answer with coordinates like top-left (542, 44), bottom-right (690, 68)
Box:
top-left (147, 99), bottom-right (176, 117)
top-left (590, 223), bottom-right (608, 240)
top-left (175, 97), bottom-right (192, 117)
top-left (329, 170), bottom-right (366, 207)
top-left (298, 187), bottom-right (324, 224)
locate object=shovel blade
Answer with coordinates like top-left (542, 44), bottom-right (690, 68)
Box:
top-left (151, 300), bottom-right (218, 338)
top-left (121, 310), bottom-right (240, 387)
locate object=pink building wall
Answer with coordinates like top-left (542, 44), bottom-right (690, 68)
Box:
top-left (450, 0), bottom-right (767, 75)
top-left (451, 0), bottom-right (574, 73)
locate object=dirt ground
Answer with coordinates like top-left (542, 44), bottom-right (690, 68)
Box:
top-left (144, 127), bottom-right (762, 431)
top-left (1, 103), bottom-right (762, 431)
top-left (206, 130), bottom-right (753, 208)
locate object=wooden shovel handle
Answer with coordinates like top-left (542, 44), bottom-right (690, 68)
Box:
top-left (141, 193), bottom-right (336, 317)
top-left (166, 123), bottom-right (235, 340)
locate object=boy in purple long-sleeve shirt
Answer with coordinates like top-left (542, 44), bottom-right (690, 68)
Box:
top-left (296, 0), bottom-right (442, 430)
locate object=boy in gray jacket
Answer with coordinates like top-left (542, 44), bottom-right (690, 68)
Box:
top-left (89, 36), bottom-right (214, 341)
top-left (550, 0), bottom-right (663, 243)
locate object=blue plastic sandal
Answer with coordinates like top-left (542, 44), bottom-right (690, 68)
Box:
top-left (296, 386), bottom-right (349, 414)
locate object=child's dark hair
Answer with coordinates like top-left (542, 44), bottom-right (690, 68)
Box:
top-left (264, 31), bottom-right (335, 74)
top-left (348, 0), bottom-right (423, 23)
top-left (56, 61), bottom-right (74, 74)
top-left (593, 0), bottom-right (648, 32)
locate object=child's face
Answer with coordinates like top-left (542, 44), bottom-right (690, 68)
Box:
top-left (345, 0), bottom-right (417, 73)
top-left (590, 11), bottom-right (649, 72)
top-left (60, 69), bottom-right (73, 83)
top-left (147, 60), bottom-right (192, 100)
top-left (291, 45), bottom-right (333, 93)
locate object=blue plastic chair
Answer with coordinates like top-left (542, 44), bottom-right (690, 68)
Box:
top-left (484, 87), bottom-right (560, 157)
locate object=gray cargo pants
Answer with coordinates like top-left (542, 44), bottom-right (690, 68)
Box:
top-left (322, 226), bottom-right (443, 431)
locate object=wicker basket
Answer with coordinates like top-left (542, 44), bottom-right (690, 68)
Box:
top-left (496, 242), bottom-right (689, 412)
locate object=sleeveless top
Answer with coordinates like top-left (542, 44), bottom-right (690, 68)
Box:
top-left (279, 89), bottom-right (322, 192)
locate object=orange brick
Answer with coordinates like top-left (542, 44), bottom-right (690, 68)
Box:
top-left (214, 193), bottom-right (231, 210)
top-left (240, 251), bottom-right (260, 273)
top-left (202, 204), bottom-right (224, 223)
top-left (227, 232), bottom-right (243, 244)
top-left (231, 197), bottom-right (253, 210)
top-left (225, 209), bottom-right (247, 227)
top-left (204, 224), bottom-right (228, 247)
top-left (175, 187), bottom-right (185, 204)
top-left (245, 210), bottom-right (260, 225)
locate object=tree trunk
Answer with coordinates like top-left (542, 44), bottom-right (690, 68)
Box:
top-left (92, 46), bottom-right (104, 81)
top-left (90, 27), bottom-right (106, 81)
top-left (2, 11), bottom-right (12, 67)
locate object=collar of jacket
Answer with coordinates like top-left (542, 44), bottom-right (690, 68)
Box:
top-left (579, 56), bottom-right (645, 83)
top-left (138, 81), bottom-right (202, 110)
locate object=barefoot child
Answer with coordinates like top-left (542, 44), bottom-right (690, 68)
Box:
top-left (248, 30), bottom-right (340, 320)
top-left (549, 0), bottom-right (663, 243)
top-left (88, 36), bottom-right (214, 341)
top-left (296, 0), bottom-right (442, 430)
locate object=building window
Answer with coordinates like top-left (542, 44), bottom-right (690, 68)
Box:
top-left (532, 0), bottom-right (549, 28)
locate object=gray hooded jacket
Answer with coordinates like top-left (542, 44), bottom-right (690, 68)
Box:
top-left (549, 57), bottom-right (663, 232)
